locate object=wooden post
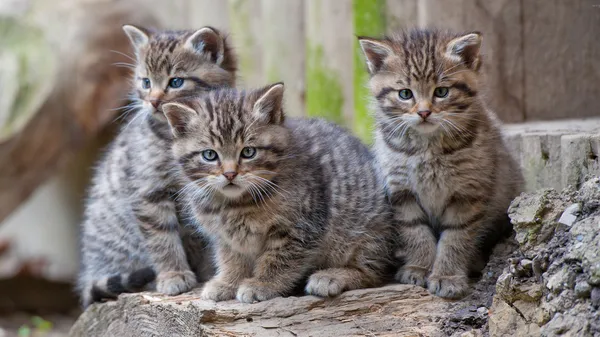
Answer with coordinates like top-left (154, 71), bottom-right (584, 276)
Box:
top-left (227, 0), bottom-right (264, 88)
top-left (305, 0), bottom-right (354, 127)
top-left (261, 0), bottom-right (305, 117)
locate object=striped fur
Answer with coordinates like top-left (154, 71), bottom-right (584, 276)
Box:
top-left (359, 29), bottom-right (523, 299)
top-left (163, 84), bottom-right (394, 303)
top-left (76, 25), bottom-right (237, 307)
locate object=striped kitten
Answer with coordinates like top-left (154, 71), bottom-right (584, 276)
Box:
top-left (77, 25), bottom-right (237, 307)
top-left (359, 29), bottom-right (523, 299)
top-left (163, 83), bottom-right (393, 303)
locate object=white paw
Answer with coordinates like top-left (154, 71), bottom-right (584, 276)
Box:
top-left (236, 279), bottom-right (280, 303)
top-left (427, 274), bottom-right (469, 299)
top-left (395, 266), bottom-right (429, 287)
top-left (305, 273), bottom-right (343, 297)
top-left (200, 279), bottom-right (236, 302)
top-left (156, 270), bottom-right (197, 296)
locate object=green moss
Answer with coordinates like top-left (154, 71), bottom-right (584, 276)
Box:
top-left (353, 0), bottom-right (386, 143)
top-left (306, 44), bottom-right (344, 125)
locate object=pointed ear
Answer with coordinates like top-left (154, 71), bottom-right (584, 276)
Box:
top-left (253, 83), bottom-right (285, 125)
top-left (162, 103), bottom-right (197, 137)
top-left (358, 37), bottom-right (393, 74)
top-left (185, 27), bottom-right (224, 65)
top-left (446, 32), bottom-right (482, 71)
top-left (122, 25), bottom-right (149, 51)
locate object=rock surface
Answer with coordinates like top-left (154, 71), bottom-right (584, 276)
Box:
top-left (489, 176), bottom-right (600, 336)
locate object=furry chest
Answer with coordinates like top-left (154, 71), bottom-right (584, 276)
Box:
top-left (202, 214), bottom-right (267, 257)
top-left (407, 157), bottom-right (453, 218)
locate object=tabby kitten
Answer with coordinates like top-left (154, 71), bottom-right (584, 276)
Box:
top-left (358, 29), bottom-right (523, 299)
top-left (77, 25), bottom-right (237, 307)
top-left (163, 83), bottom-right (393, 303)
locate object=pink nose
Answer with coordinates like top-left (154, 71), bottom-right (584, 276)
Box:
top-left (223, 172), bottom-right (237, 181)
top-left (417, 110), bottom-right (432, 119)
top-left (149, 99), bottom-right (161, 108)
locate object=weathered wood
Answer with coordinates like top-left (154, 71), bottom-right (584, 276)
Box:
top-left (261, 0), bottom-right (305, 117)
top-left (419, 0), bottom-right (525, 123)
top-left (305, 0), bottom-right (354, 127)
top-left (385, 0), bottom-right (420, 32)
top-left (0, 0), bottom-right (158, 223)
top-left (522, 0), bottom-right (600, 121)
top-left (70, 241), bottom-right (516, 336)
top-left (228, 0), bottom-right (264, 88)
top-left (69, 285), bottom-right (474, 337)
top-left (188, 0), bottom-right (230, 31)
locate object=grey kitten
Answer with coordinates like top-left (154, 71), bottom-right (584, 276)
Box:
top-left (359, 29), bottom-right (523, 299)
top-left (76, 25), bottom-right (237, 307)
top-left (163, 83), bottom-right (394, 303)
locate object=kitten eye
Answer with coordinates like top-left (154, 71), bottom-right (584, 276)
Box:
top-left (142, 78), bottom-right (151, 89)
top-left (398, 89), bottom-right (413, 100)
top-left (169, 78), bottom-right (184, 88)
top-left (202, 150), bottom-right (218, 161)
top-left (240, 147), bottom-right (256, 159)
top-left (434, 87), bottom-right (449, 98)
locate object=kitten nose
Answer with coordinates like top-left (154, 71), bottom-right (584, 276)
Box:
top-left (417, 110), bottom-right (432, 119)
top-left (149, 99), bottom-right (161, 109)
top-left (223, 171), bottom-right (238, 181)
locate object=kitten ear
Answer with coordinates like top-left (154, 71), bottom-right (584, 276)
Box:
top-left (358, 37), bottom-right (392, 74)
top-left (185, 27), bottom-right (225, 65)
top-left (446, 32), bottom-right (482, 71)
top-left (122, 25), bottom-right (150, 51)
top-left (253, 83), bottom-right (285, 125)
top-left (163, 103), bottom-right (197, 137)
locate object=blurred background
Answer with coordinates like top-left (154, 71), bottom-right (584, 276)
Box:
top-left (0, 0), bottom-right (598, 335)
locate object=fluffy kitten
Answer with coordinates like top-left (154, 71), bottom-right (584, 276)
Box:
top-left (77, 25), bottom-right (237, 307)
top-left (163, 83), bottom-right (393, 303)
top-left (358, 29), bottom-right (523, 299)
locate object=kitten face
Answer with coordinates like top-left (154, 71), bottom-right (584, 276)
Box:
top-left (164, 84), bottom-right (289, 202)
top-left (123, 25), bottom-right (237, 116)
top-left (359, 30), bottom-right (482, 138)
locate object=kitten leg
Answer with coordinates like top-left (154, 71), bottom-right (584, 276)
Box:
top-left (427, 228), bottom-right (477, 299)
top-left (201, 244), bottom-right (252, 302)
top-left (236, 235), bottom-right (309, 303)
top-left (428, 197), bottom-right (484, 299)
top-left (135, 196), bottom-right (196, 296)
top-left (392, 192), bottom-right (436, 287)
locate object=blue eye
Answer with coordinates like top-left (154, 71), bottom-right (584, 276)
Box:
top-left (169, 77), bottom-right (184, 88)
top-left (202, 150), bottom-right (218, 161)
top-left (240, 147), bottom-right (256, 159)
top-left (398, 89), bottom-right (413, 100)
top-left (142, 78), bottom-right (151, 89)
top-left (434, 87), bottom-right (449, 98)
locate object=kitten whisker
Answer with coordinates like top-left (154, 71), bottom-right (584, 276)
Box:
top-left (109, 49), bottom-right (137, 63)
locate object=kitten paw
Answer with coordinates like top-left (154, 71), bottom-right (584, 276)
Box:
top-left (395, 266), bottom-right (429, 287)
top-left (236, 279), bottom-right (280, 303)
top-left (200, 279), bottom-right (236, 302)
top-left (427, 274), bottom-right (469, 299)
top-left (305, 272), bottom-right (344, 297)
top-left (156, 270), bottom-right (197, 295)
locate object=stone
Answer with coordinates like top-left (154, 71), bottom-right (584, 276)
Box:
top-left (558, 203), bottom-right (580, 226)
top-left (591, 287), bottom-right (600, 309)
top-left (490, 176), bottom-right (600, 336)
top-left (574, 281), bottom-right (591, 299)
